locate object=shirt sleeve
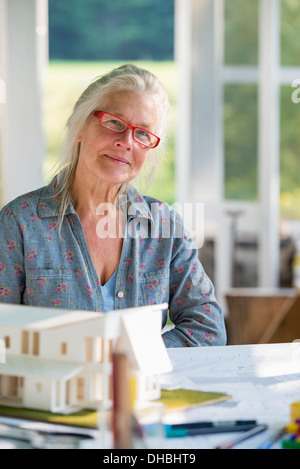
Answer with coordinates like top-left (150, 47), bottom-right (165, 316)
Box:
top-left (162, 210), bottom-right (227, 348)
top-left (0, 205), bottom-right (25, 304)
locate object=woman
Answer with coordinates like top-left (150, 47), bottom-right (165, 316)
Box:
top-left (0, 64), bottom-right (226, 347)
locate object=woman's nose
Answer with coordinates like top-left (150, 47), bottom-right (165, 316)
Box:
top-left (115, 129), bottom-right (134, 150)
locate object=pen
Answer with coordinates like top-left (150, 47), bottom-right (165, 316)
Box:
top-left (216, 424), bottom-right (268, 449)
top-left (165, 420), bottom-right (257, 438)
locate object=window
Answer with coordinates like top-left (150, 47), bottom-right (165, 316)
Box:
top-left (223, 0), bottom-right (259, 201)
top-left (22, 331), bottom-right (40, 355)
top-left (77, 378), bottom-right (84, 402)
top-left (85, 337), bottom-right (93, 362)
top-left (281, 0), bottom-right (300, 66)
top-left (61, 342), bottom-right (67, 355)
top-left (4, 336), bottom-right (10, 348)
top-left (280, 84), bottom-right (300, 219)
top-left (224, 0), bottom-right (258, 66)
top-left (223, 0), bottom-right (300, 219)
top-left (224, 84), bottom-right (258, 200)
top-left (279, 0), bottom-right (300, 220)
top-left (32, 332), bottom-right (40, 355)
top-left (36, 383), bottom-right (42, 392)
top-left (8, 376), bottom-right (18, 397)
top-left (21, 331), bottom-right (29, 354)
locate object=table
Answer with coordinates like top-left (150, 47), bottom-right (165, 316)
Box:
top-left (147, 341), bottom-right (300, 449)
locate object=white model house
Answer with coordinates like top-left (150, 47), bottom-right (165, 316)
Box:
top-left (0, 302), bottom-right (172, 414)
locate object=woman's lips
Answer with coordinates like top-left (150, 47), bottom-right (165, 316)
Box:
top-left (104, 154), bottom-right (130, 165)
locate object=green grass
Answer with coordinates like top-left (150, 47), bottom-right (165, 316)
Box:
top-left (43, 60), bottom-right (176, 205)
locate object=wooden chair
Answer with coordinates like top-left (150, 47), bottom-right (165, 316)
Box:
top-left (225, 288), bottom-right (300, 344)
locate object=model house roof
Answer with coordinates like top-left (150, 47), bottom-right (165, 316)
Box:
top-left (119, 307), bottom-right (172, 376)
top-left (0, 303), bottom-right (102, 329)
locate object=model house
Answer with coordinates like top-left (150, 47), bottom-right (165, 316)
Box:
top-left (0, 302), bottom-right (172, 414)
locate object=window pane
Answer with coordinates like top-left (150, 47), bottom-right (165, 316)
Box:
top-left (280, 85), bottom-right (300, 219)
top-left (224, 84), bottom-right (258, 200)
top-left (224, 0), bottom-right (259, 65)
top-left (281, 0), bottom-right (300, 66)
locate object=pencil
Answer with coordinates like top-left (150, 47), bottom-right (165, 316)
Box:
top-left (215, 424), bottom-right (268, 449)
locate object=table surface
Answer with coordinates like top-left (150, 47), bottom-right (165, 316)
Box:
top-left (148, 342), bottom-right (300, 449)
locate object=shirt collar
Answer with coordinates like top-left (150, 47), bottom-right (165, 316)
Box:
top-left (37, 178), bottom-right (75, 219)
top-left (37, 180), bottom-right (153, 221)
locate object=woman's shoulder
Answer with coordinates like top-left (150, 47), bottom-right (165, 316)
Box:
top-left (0, 184), bottom-right (50, 218)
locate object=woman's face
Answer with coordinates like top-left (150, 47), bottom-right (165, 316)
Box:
top-left (76, 90), bottom-right (159, 188)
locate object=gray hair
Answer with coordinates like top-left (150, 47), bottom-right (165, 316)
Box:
top-left (53, 64), bottom-right (170, 222)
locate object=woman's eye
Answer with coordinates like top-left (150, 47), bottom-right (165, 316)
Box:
top-left (108, 119), bottom-right (122, 128)
top-left (136, 129), bottom-right (150, 141)
top-left (101, 116), bottom-right (124, 131)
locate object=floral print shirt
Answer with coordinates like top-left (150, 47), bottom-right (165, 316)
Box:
top-left (0, 180), bottom-right (226, 348)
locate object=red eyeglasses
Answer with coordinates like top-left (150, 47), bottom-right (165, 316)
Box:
top-left (92, 111), bottom-right (160, 148)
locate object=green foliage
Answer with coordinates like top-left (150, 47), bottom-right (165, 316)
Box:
top-left (224, 0), bottom-right (258, 65)
top-left (281, 0), bottom-right (300, 66)
top-left (48, 0), bottom-right (174, 61)
top-left (224, 84), bottom-right (258, 200)
top-left (280, 85), bottom-right (300, 219)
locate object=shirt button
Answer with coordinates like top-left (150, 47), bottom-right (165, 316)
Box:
top-left (117, 291), bottom-right (124, 298)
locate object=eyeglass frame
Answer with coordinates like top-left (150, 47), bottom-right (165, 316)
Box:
top-left (92, 110), bottom-right (160, 149)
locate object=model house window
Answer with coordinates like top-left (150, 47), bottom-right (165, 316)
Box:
top-left (8, 376), bottom-right (18, 397)
top-left (108, 339), bottom-right (114, 363)
top-left (77, 378), bottom-right (84, 402)
top-left (21, 330), bottom-right (29, 354)
top-left (85, 337), bottom-right (93, 362)
top-left (61, 342), bottom-right (67, 355)
top-left (86, 337), bottom-right (114, 362)
top-left (32, 332), bottom-right (40, 355)
top-left (4, 336), bottom-right (10, 348)
top-left (36, 383), bottom-right (42, 392)
top-left (66, 380), bottom-right (70, 405)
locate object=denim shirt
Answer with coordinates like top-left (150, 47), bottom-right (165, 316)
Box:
top-left (0, 180), bottom-right (226, 348)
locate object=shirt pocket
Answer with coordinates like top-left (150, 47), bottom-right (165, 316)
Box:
top-left (24, 269), bottom-right (71, 309)
top-left (138, 269), bottom-right (169, 306)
